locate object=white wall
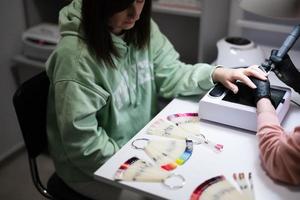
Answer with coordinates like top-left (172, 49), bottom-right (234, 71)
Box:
top-left (152, 12), bottom-right (200, 64)
top-left (0, 0), bottom-right (27, 161)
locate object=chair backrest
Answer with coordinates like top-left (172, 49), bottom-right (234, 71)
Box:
top-left (13, 71), bottom-right (92, 200)
top-left (13, 71), bottom-right (49, 159)
top-left (12, 71), bottom-right (53, 198)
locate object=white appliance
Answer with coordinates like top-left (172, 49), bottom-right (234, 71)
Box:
top-left (22, 23), bottom-right (60, 61)
top-left (216, 37), bottom-right (265, 68)
top-left (198, 83), bottom-right (291, 132)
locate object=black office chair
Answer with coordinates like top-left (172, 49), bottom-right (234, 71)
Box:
top-left (13, 71), bottom-right (92, 200)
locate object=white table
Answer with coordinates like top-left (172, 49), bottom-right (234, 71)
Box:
top-left (94, 94), bottom-right (300, 200)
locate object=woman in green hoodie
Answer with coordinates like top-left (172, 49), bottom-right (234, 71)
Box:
top-left (46, 0), bottom-right (267, 199)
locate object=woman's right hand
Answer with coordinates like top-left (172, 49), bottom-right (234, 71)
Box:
top-left (212, 65), bottom-right (267, 94)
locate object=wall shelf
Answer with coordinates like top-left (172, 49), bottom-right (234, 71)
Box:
top-left (236, 19), bottom-right (295, 34)
top-left (13, 54), bottom-right (45, 69)
top-left (228, 0), bottom-right (300, 51)
top-left (12, 55), bottom-right (45, 84)
top-left (152, 2), bottom-right (201, 18)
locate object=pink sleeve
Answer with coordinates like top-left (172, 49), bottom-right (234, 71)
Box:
top-left (257, 111), bottom-right (300, 185)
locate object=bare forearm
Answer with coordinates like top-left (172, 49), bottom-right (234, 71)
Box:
top-left (256, 98), bottom-right (276, 115)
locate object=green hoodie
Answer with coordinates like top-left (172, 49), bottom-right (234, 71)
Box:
top-left (46, 0), bottom-right (216, 184)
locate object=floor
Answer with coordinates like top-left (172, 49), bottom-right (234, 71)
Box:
top-left (0, 148), bottom-right (53, 200)
top-left (0, 148), bottom-right (149, 200)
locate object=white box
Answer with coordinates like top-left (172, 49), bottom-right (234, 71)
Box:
top-left (198, 84), bottom-right (291, 132)
top-left (22, 23), bottom-right (60, 61)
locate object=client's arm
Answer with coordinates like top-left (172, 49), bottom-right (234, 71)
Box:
top-left (256, 98), bottom-right (300, 185)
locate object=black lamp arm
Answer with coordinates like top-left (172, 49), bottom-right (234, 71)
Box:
top-left (261, 24), bottom-right (300, 72)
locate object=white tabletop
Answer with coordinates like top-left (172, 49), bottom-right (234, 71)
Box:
top-left (94, 95), bottom-right (300, 200)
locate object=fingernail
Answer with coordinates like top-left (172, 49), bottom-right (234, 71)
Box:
top-left (233, 88), bottom-right (238, 94)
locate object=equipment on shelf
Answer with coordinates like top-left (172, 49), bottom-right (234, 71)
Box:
top-left (216, 36), bottom-right (265, 68)
top-left (22, 23), bottom-right (60, 61)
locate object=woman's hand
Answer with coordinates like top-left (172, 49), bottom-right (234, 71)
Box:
top-left (212, 65), bottom-right (267, 94)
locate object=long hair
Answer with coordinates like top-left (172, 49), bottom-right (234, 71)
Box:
top-left (81, 0), bottom-right (152, 68)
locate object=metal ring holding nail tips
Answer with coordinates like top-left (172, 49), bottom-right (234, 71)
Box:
top-left (189, 133), bottom-right (207, 145)
top-left (162, 173), bottom-right (186, 189)
top-left (131, 138), bottom-right (149, 150)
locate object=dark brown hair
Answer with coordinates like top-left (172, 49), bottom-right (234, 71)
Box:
top-left (81, 0), bottom-right (152, 68)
